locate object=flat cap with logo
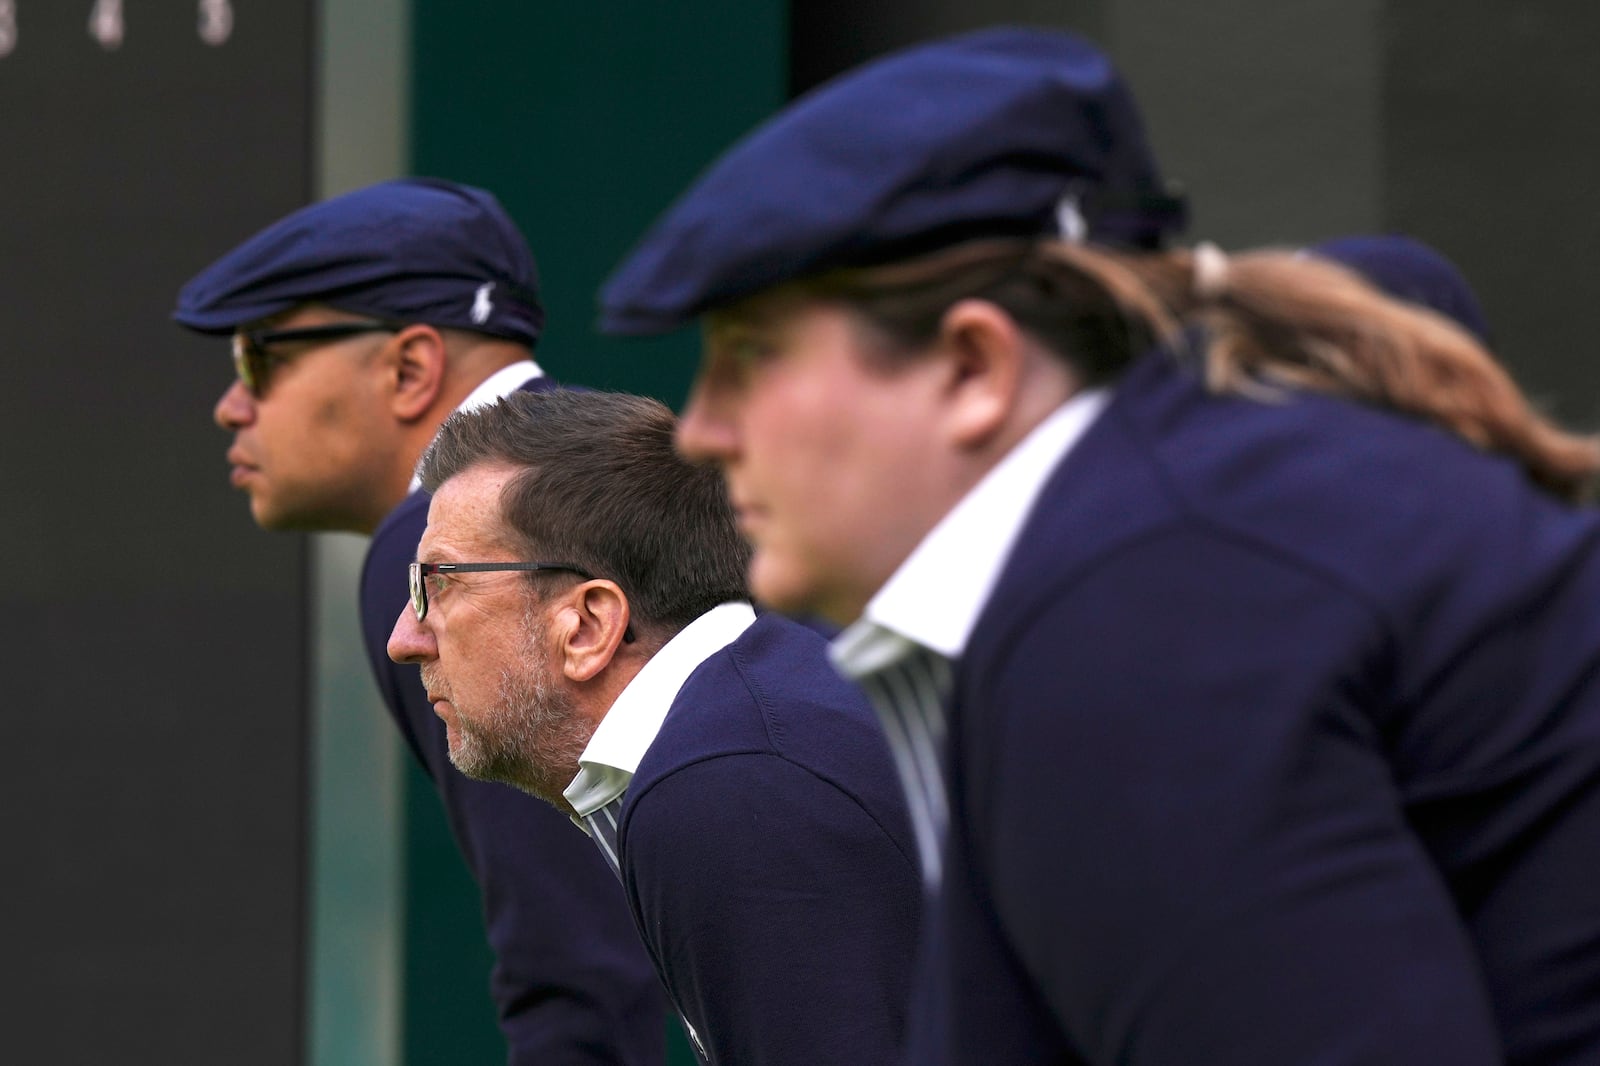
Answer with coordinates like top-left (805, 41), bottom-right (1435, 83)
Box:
top-left (599, 26), bottom-right (1186, 336)
top-left (174, 176), bottom-right (544, 347)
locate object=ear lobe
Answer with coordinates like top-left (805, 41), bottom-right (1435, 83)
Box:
top-left (390, 324), bottom-right (448, 422)
top-left (560, 581), bottom-right (632, 682)
top-left (937, 300), bottom-right (1023, 450)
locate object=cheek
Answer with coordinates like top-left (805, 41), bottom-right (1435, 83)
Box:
top-left (745, 385), bottom-right (854, 477)
top-left (777, 398), bottom-right (922, 511)
top-left (765, 410), bottom-right (939, 579)
top-left (310, 391), bottom-right (348, 429)
top-left (742, 444), bottom-right (867, 586)
top-left (251, 390), bottom-right (340, 460)
top-left (306, 391), bottom-right (371, 456)
top-left (429, 623), bottom-right (478, 695)
top-left (745, 536), bottom-right (834, 618)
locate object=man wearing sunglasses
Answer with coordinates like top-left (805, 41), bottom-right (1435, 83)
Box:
top-left (173, 178), bottom-right (666, 1066)
top-left (388, 388), bottom-right (921, 1066)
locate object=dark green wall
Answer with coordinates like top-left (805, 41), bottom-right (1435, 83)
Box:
top-left (412, 3), bottom-right (790, 409)
top-left (405, 4), bottom-right (788, 1062)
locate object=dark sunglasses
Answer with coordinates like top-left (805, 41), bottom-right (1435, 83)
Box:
top-left (230, 321), bottom-right (400, 397)
top-left (408, 561), bottom-right (594, 622)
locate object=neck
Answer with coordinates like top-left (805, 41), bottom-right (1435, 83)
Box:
top-left (837, 349), bottom-right (1084, 622)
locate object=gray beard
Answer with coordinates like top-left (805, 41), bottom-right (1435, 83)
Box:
top-left (446, 605), bottom-right (593, 814)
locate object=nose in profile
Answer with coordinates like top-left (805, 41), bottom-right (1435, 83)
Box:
top-left (675, 377), bottom-right (739, 463)
top-left (388, 605), bottom-right (435, 664)
top-left (214, 379), bottom-right (256, 430)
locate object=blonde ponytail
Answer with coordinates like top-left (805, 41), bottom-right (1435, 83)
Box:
top-left (1116, 247), bottom-right (1600, 502)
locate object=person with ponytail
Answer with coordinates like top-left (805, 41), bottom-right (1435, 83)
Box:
top-left (601, 26), bottom-right (1600, 1066)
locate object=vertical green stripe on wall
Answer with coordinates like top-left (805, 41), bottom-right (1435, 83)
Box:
top-left (406, 5), bottom-right (788, 1064)
top-left (311, 2), bottom-right (410, 1065)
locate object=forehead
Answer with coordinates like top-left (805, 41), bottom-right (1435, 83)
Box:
top-left (705, 284), bottom-right (825, 337)
top-left (420, 463), bottom-right (518, 558)
top-left (704, 291), bottom-right (908, 387)
top-left (239, 301), bottom-right (360, 332)
top-left (706, 292), bottom-right (893, 365)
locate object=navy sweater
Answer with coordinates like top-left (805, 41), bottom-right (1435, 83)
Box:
top-left (909, 351), bottom-right (1600, 1064)
top-left (620, 613), bottom-right (922, 1065)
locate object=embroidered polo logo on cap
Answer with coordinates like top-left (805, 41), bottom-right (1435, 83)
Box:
top-left (1055, 192), bottom-right (1087, 243)
top-left (471, 282), bottom-right (495, 325)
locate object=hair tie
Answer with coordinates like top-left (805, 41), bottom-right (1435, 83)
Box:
top-left (1192, 242), bottom-right (1230, 302)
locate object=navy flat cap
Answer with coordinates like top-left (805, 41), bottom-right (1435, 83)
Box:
top-left (599, 26), bottom-right (1184, 336)
top-left (1308, 234), bottom-right (1491, 345)
top-left (175, 177), bottom-right (544, 348)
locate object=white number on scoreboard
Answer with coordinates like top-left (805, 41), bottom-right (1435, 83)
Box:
top-left (87, 0), bottom-right (123, 50)
top-left (0, 0), bottom-right (15, 58)
top-left (199, 0), bottom-right (233, 46)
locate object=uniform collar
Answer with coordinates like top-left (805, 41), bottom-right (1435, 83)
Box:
top-left (407, 360), bottom-right (544, 492)
top-left (834, 387), bottom-right (1109, 673)
top-left (563, 602), bottom-right (757, 817)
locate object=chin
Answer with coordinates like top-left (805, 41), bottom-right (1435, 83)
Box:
top-left (749, 556), bottom-right (806, 612)
top-left (448, 738), bottom-right (510, 787)
top-left (248, 498), bottom-right (285, 531)
top-left (750, 555), bottom-right (849, 625)
top-left (251, 497), bottom-right (309, 533)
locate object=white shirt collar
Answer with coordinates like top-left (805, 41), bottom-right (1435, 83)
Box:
top-left (563, 602), bottom-right (758, 818)
top-left (833, 388), bottom-right (1109, 674)
top-left (407, 359), bottom-right (544, 492)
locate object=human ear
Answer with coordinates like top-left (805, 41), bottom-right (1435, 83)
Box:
top-left (935, 299), bottom-right (1025, 450)
top-left (556, 580), bottom-right (632, 682)
top-left (389, 324), bottom-right (448, 421)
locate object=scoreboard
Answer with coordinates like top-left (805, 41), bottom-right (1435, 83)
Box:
top-left (2, 5), bottom-right (313, 1064)
top-left (1, 1), bottom-right (238, 54)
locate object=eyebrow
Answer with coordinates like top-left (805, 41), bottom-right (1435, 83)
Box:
top-left (706, 281), bottom-right (817, 334)
top-left (705, 312), bottom-right (764, 342)
top-left (705, 320), bottom-right (766, 355)
top-left (412, 539), bottom-right (457, 564)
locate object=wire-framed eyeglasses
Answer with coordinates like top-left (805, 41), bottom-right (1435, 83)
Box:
top-left (408, 561), bottom-right (594, 622)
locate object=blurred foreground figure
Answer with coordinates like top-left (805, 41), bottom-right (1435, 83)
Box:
top-left (602, 26), bottom-right (1600, 1066)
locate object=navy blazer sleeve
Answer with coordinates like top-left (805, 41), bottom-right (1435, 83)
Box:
top-left (935, 526), bottom-right (1504, 1065)
top-left (621, 753), bottom-right (922, 1066)
top-left (360, 490), bottom-right (666, 1066)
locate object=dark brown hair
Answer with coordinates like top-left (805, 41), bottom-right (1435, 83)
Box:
top-left (420, 388), bottom-right (752, 639)
top-left (798, 239), bottom-right (1600, 502)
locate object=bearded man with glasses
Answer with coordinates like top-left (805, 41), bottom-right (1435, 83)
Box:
top-left (173, 177), bottom-right (666, 1066)
top-left (388, 388), bottom-right (921, 1066)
